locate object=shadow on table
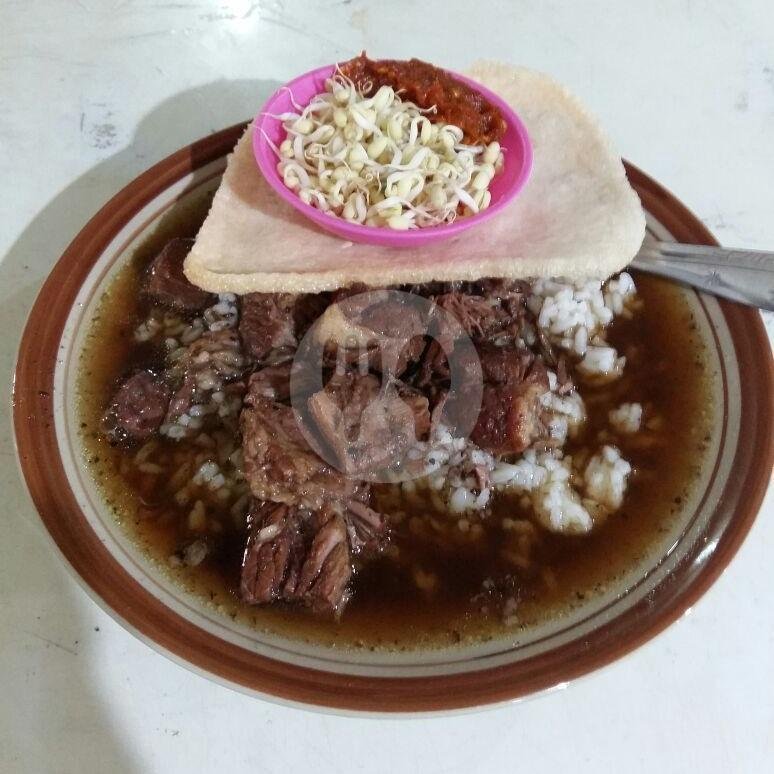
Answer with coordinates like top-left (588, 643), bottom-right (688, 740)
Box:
top-left (0, 77), bottom-right (278, 774)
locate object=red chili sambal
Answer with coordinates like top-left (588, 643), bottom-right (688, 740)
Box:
top-left (339, 53), bottom-right (507, 145)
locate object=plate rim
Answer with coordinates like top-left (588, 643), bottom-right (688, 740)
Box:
top-left (12, 122), bottom-right (774, 713)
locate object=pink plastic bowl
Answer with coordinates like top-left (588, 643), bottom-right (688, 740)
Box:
top-left (253, 64), bottom-right (532, 247)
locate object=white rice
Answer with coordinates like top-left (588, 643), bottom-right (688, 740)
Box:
top-left (493, 450), bottom-right (592, 534)
top-left (133, 317), bottom-right (162, 342)
top-left (604, 272), bottom-right (637, 317)
top-left (539, 386), bottom-right (586, 445)
top-left (192, 460), bottom-right (220, 486)
top-left (182, 539), bottom-right (208, 567)
top-left (609, 402), bottom-right (643, 434)
top-left (583, 445), bottom-right (632, 510)
top-left (403, 424), bottom-right (498, 514)
top-left (430, 438), bottom-right (633, 535)
top-left (180, 318), bottom-right (205, 345)
top-left (157, 295), bottom-right (245, 442)
top-left (576, 344), bottom-right (625, 380)
top-left (204, 293), bottom-right (239, 332)
top-left (528, 272), bottom-right (636, 377)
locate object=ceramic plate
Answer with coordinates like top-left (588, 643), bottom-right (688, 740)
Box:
top-left (13, 123), bottom-right (773, 714)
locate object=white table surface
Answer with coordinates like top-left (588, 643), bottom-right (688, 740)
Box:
top-left (2, 2), bottom-right (772, 772)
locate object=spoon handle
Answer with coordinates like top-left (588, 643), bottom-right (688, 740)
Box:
top-left (632, 241), bottom-right (774, 312)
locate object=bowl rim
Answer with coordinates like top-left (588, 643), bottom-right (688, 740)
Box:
top-left (12, 122), bottom-right (774, 714)
top-left (251, 63), bottom-right (533, 246)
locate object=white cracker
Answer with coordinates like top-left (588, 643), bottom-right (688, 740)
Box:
top-left (184, 63), bottom-right (645, 293)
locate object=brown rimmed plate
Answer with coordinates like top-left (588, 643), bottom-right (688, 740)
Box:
top-left (12, 123), bottom-right (774, 714)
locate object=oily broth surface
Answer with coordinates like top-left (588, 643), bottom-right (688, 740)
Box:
top-left (77, 199), bottom-right (715, 651)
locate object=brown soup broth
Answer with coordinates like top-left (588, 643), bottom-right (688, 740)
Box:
top-left (78, 197), bottom-right (715, 650)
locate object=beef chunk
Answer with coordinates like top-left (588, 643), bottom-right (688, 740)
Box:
top-left (358, 295), bottom-right (424, 338)
top-left (318, 289), bottom-right (427, 377)
top-left (358, 295), bottom-right (427, 376)
top-left (240, 501), bottom-right (358, 616)
top-left (402, 280), bottom-right (455, 298)
top-left (305, 538), bottom-right (351, 615)
top-left (324, 336), bottom-right (426, 379)
top-left (165, 373), bottom-right (197, 423)
top-left (144, 239), bottom-right (214, 311)
top-left (345, 499), bottom-right (388, 553)
top-left (240, 381), bottom-right (358, 510)
top-left (240, 501), bottom-right (301, 604)
top-left (428, 389), bottom-right (449, 433)
top-left (101, 371), bottom-right (170, 444)
top-left (398, 383), bottom-right (431, 440)
top-left (435, 293), bottom-right (511, 341)
top-left (239, 293), bottom-right (298, 362)
top-left (238, 292), bottom-right (327, 363)
top-left (307, 372), bottom-right (429, 477)
top-left (433, 282), bottom-right (528, 344)
top-left (417, 296), bottom-right (554, 445)
top-left (329, 282), bottom-right (371, 303)
top-left (406, 277), bottom-right (530, 302)
top-left (246, 360), bottom-right (321, 405)
top-left (291, 507), bottom-right (351, 608)
top-left (415, 339), bottom-right (449, 390)
top-left (416, 294), bottom-right (528, 392)
top-left (247, 363), bottom-right (293, 403)
top-left (307, 372), bottom-right (381, 475)
top-left (293, 292), bottom-right (331, 337)
top-left (477, 343), bottom-right (535, 385)
top-left (408, 277), bottom-right (531, 342)
top-left (462, 278), bottom-right (531, 299)
top-left (413, 280), bottom-right (531, 395)
top-left (471, 361), bottom-right (549, 454)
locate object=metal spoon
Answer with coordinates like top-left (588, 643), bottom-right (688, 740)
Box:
top-left (632, 241), bottom-right (774, 311)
